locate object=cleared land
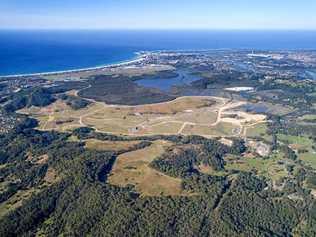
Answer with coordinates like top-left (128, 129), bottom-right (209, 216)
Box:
top-left (225, 152), bottom-right (290, 183)
top-left (245, 123), bottom-right (269, 137)
top-left (85, 139), bottom-right (143, 152)
top-left (19, 96), bottom-right (267, 138)
top-left (107, 140), bottom-right (191, 197)
top-left (278, 134), bottom-right (316, 169)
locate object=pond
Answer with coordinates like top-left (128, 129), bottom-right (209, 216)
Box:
top-left (135, 70), bottom-right (202, 92)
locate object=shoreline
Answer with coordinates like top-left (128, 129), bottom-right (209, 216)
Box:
top-left (0, 52), bottom-right (146, 79)
top-left (0, 49), bottom-right (227, 79)
top-left (1, 48), bottom-right (310, 79)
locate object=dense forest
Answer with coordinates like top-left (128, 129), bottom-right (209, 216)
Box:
top-left (0, 117), bottom-right (315, 237)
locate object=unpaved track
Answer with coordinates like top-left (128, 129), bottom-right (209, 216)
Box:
top-left (36, 95), bottom-right (266, 139)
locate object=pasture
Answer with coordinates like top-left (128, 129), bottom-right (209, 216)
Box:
top-left (107, 140), bottom-right (191, 196)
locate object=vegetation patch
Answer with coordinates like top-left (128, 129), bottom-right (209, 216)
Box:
top-left (225, 152), bottom-right (289, 182)
top-left (278, 134), bottom-right (313, 148)
top-left (85, 139), bottom-right (143, 152)
top-left (0, 188), bottom-right (40, 218)
top-left (108, 140), bottom-right (190, 196)
top-left (79, 75), bottom-right (175, 105)
top-left (245, 123), bottom-right (269, 138)
top-left (182, 122), bottom-right (239, 137)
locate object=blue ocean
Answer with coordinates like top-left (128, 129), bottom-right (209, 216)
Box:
top-left (0, 30), bottom-right (316, 76)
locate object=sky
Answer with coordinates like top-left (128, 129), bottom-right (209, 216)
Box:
top-left (0, 0), bottom-right (315, 30)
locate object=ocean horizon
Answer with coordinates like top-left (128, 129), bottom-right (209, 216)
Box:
top-left (1, 29), bottom-right (316, 76)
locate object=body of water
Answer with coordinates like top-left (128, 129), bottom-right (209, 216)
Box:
top-left (1, 30), bottom-right (316, 76)
top-left (135, 70), bottom-right (201, 92)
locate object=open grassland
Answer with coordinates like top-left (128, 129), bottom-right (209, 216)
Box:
top-left (19, 96), bottom-right (267, 138)
top-left (278, 134), bottom-right (313, 149)
top-left (278, 134), bottom-right (316, 169)
top-left (245, 123), bottom-right (268, 138)
top-left (85, 139), bottom-right (143, 152)
top-left (225, 152), bottom-right (289, 182)
top-left (142, 121), bottom-right (184, 135)
top-left (300, 153), bottom-right (316, 170)
top-left (244, 122), bottom-right (272, 141)
top-left (277, 134), bottom-right (316, 169)
top-left (132, 96), bottom-right (216, 114)
top-left (196, 163), bottom-right (228, 177)
top-left (271, 133), bottom-right (316, 175)
top-left (197, 150), bottom-right (290, 181)
top-left (108, 140), bottom-right (191, 197)
top-left (298, 114), bottom-right (316, 121)
top-left (181, 122), bottom-right (240, 137)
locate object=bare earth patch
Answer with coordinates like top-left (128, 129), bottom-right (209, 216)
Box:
top-left (26, 153), bottom-right (49, 165)
top-left (43, 167), bottom-right (60, 184)
top-left (36, 154), bottom-right (49, 165)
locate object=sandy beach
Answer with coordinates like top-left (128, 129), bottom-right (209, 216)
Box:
top-left (0, 52), bottom-right (147, 79)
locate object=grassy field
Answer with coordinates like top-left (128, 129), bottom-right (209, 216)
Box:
top-left (275, 134), bottom-right (316, 169)
top-left (134, 96), bottom-right (216, 114)
top-left (174, 109), bottom-right (218, 124)
top-left (143, 121), bottom-right (183, 135)
top-left (85, 139), bottom-right (142, 152)
top-left (225, 152), bottom-right (289, 182)
top-left (299, 114), bottom-right (316, 121)
top-left (108, 140), bottom-right (191, 197)
top-left (300, 152), bottom-right (316, 169)
top-left (182, 122), bottom-right (239, 137)
top-left (278, 134), bottom-right (313, 148)
top-left (246, 123), bottom-right (269, 138)
top-left (196, 163), bottom-right (228, 176)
